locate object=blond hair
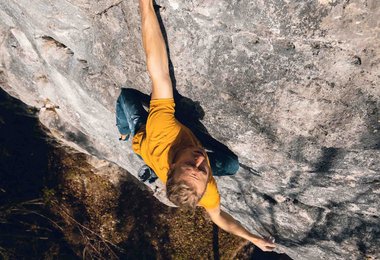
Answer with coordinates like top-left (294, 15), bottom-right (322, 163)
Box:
top-left (166, 169), bottom-right (201, 209)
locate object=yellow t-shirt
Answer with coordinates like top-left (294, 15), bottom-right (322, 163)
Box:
top-left (132, 98), bottom-right (220, 209)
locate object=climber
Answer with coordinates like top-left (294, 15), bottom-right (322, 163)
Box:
top-left (115, 0), bottom-right (276, 252)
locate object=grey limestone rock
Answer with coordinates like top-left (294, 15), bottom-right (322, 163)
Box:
top-left (0, 0), bottom-right (379, 259)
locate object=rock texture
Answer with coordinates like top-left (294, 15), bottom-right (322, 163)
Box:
top-left (0, 0), bottom-right (379, 259)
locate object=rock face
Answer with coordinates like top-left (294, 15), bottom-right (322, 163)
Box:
top-left (0, 0), bottom-right (379, 259)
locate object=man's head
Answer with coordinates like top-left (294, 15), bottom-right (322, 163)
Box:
top-left (166, 147), bottom-right (211, 209)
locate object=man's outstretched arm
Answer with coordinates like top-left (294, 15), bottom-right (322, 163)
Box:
top-left (207, 206), bottom-right (276, 252)
top-left (139, 0), bottom-right (173, 99)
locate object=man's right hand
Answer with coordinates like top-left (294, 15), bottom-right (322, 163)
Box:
top-left (207, 206), bottom-right (277, 252)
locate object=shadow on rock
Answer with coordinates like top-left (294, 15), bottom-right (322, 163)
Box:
top-left (0, 88), bottom-right (77, 259)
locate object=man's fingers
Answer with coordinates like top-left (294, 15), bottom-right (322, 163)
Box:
top-left (263, 246), bottom-right (276, 252)
top-left (256, 237), bottom-right (276, 252)
top-left (264, 243), bottom-right (276, 251)
top-left (264, 241), bottom-right (276, 247)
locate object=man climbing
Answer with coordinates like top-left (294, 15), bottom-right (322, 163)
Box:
top-left (115, 0), bottom-right (276, 252)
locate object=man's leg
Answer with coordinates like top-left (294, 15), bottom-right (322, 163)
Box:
top-left (116, 88), bottom-right (157, 182)
top-left (191, 128), bottom-right (239, 176)
top-left (115, 88), bottom-right (148, 139)
top-left (116, 91), bottom-right (132, 140)
top-left (207, 151), bottom-right (239, 176)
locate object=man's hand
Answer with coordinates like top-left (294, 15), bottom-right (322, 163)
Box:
top-left (206, 205), bottom-right (276, 252)
top-left (249, 236), bottom-right (276, 252)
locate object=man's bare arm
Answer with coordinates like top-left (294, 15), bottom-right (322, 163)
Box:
top-left (139, 0), bottom-right (173, 99)
top-left (207, 206), bottom-right (276, 252)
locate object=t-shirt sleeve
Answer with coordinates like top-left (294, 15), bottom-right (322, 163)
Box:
top-left (198, 176), bottom-right (221, 210)
top-left (146, 98), bottom-right (179, 139)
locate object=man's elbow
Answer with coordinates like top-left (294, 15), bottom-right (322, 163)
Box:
top-left (148, 70), bottom-right (171, 84)
top-left (209, 210), bottom-right (237, 233)
top-left (146, 59), bottom-right (169, 80)
top-left (212, 218), bottom-right (233, 234)
top-left (208, 210), bottom-right (227, 230)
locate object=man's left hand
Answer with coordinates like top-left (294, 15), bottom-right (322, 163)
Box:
top-left (250, 236), bottom-right (276, 252)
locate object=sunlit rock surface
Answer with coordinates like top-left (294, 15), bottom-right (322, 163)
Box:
top-left (0, 0), bottom-right (379, 259)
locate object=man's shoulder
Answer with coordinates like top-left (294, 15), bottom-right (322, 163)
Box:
top-left (198, 176), bottom-right (220, 210)
top-left (146, 98), bottom-right (179, 135)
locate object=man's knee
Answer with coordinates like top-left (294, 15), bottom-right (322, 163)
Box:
top-left (209, 152), bottom-right (239, 176)
top-left (225, 156), bottom-right (239, 175)
top-left (120, 88), bottom-right (137, 98)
